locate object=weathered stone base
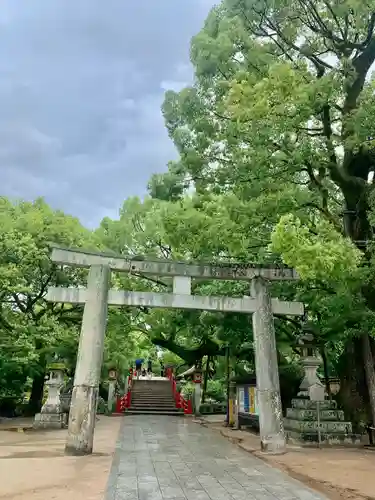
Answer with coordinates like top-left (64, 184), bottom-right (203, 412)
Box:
top-left (65, 384), bottom-right (98, 456)
top-left (33, 412), bottom-right (66, 430)
top-left (284, 398), bottom-right (359, 447)
top-left (286, 430), bottom-right (362, 447)
top-left (260, 435), bottom-right (287, 455)
top-left (257, 389), bottom-right (286, 455)
top-left (284, 417), bottom-right (353, 433)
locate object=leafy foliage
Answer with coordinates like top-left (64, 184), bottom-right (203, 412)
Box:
top-left (3, 0), bottom-right (375, 425)
top-left (271, 214), bottom-right (363, 281)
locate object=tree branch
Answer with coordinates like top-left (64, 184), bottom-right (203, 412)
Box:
top-left (29, 271), bottom-right (55, 309)
top-left (11, 294), bottom-right (27, 313)
top-left (301, 201), bottom-right (342, 232)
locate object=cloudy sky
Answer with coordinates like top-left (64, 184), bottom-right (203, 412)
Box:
top-left (0, 0), bottom-right (215, 227)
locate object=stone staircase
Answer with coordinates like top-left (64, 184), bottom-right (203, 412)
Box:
top-left (127, 379), bottom-right (183, 416)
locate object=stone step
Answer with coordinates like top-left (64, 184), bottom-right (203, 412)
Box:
top-left (291, 399), bottom-right (337, 410)
top-left (132, 386), bottom-right (171, 389)
top-left (131, 391), bottom-right (171, 394)
top-left (284, 418), bottom-right (352, 434)
top-left (132, 392), bottom-right (172, 396)
top-left (133, 385), bottom-right (170, 388)
top-left (286, 408), bottom-right (345, 421)
top-left (130, 406), bottom-right (178, 412)
top-left (132, 384), bottom-right (171, 387)
top-left (125, 381), bottom-right (177, 416)
top-left (285, 430), bottom-right (361, 446)
top-left (130, 402), bottom-right (176, 407)
top-left (126, 410), bottom-right (184, 416)
top-left (131, 402), bottom-right (175, 406)
top-left (132, 388), bottom-right (172, 392)
top-left (131, 392), bottom-right (172, 395)
top-left (132, 387), bottom-right (171, 390)
top-left (131, 393), bottom-right (173, 396)
top-left (132, 393), bottom-right (174, 401)
top-left (132, 394), bottom-right (174, 401)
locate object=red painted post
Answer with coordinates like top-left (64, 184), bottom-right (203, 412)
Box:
top-left (176, 392), bottom-right (181, 408)
top-left (120, 395), bottom-right (125, 412)
top-left (115, 396), bottom-right (122, 413)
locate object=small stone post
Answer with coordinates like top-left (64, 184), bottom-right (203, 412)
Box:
top-left (193, 368), bottom-right (202, 416)
top-left (234, 385), bottom-right (240, 429)
top-left (251, 276), bottom-right (286, 454)
top-left (124, 371), bottom-right (130, 394)
top-left (107, 368), bottom-right (117, 413)
top-left (65, 264), bottom-right (110, 456)
top-left (228, 378), bottom-right (237, 427)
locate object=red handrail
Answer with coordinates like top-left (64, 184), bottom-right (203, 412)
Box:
top-left (166, 368), bottom-right (193, 415)
top-left (116, 372), bottom-right (133, 413)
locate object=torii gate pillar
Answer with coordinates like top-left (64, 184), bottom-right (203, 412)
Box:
top-left (65, 264), bottom-right (110, 456)
top-left (251, 277), bottom-right (286, 454)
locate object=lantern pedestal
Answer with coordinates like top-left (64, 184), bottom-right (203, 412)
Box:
top-left (297, 356), bottom-right (325, 401)
top-left (33, 367), bottom-right (65, 429)
top-left (283, 398), bottom-right (359, 446)
top-left (283, 332), bottom-right (358, 446)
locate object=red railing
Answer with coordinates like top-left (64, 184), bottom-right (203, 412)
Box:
top-left (115, 371), bottom-right (133, 413)
top-left (166, 368), bottom-right (193, 415)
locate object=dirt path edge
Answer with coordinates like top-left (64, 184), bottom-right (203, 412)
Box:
top-left (200, 422), bottom-right (374, 500)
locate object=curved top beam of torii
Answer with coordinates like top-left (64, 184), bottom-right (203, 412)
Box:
top-left (48, 243), bottom-right (299, 281)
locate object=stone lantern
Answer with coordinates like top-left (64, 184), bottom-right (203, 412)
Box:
top-left (193, 369), bottom-right (203, 385)
top-left (33, 362), bottom-right (66, 429)
top-left (284, 329), bottom-right (355, 446)
top-left (297, 327), bottom-right (325, 401)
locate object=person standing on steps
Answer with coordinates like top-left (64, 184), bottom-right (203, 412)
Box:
top-left (135, 358), bottom-right (144, 379)
top-left (147, 358), bottom-right (153, 378)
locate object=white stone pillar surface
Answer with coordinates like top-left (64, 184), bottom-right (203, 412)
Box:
top-left (194, 383), bottom-right (201, 416)
top-left (107, 380), bottom-right (116, 412)
top-left (251, 276), bottom-right (286, 454)
top-left (65, 264), bottom-right (110, 456)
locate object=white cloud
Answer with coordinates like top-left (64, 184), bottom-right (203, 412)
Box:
top-left (160, 80), bottom-right (190, 92)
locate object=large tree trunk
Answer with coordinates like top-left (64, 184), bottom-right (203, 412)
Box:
top-left (320, 347), bottom-right (332, 400)
top-left (28, 369), bottom-right (46, 415)
top-left (225, 346), bottom-right (230, 425)
top-left (340, 177), bottom-right (375, 426)
top-left (337, 339), bottom-right (367, 432)
top-left (201, 356), bottom-right (210, 404)
top-left (362, 333), bottom-right (375, 426)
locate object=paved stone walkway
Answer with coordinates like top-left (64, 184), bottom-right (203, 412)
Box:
top-left (105, 416), bottom-right (328, 500)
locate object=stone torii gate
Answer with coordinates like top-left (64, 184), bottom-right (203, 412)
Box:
top-left (46, 244), bottom-right (304, 456)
